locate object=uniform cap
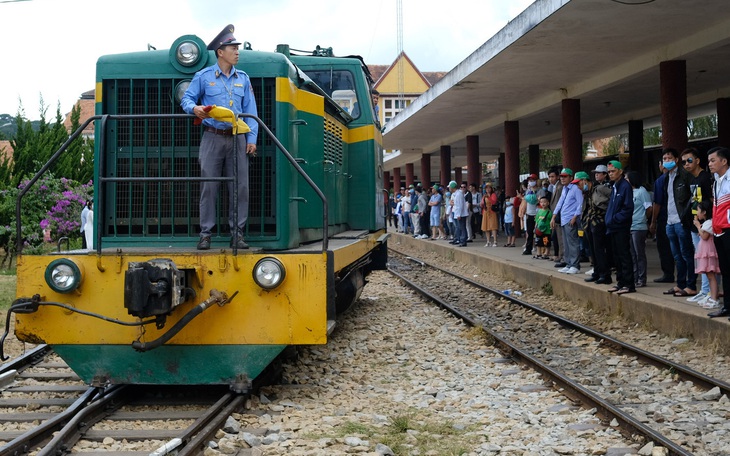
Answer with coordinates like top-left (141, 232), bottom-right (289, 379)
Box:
top-left (207, 24), bottom-right (242, 51)
top-left (575, 171), bottom-right (590, 180)
top-left (608, 160), bottom-right (622, 170)
top-left (559, 168), bottom-right (573, 177)
top-left (448, 181), bottom-right (457, 188)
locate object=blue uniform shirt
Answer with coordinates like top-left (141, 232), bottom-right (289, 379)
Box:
top-left (181, 62), bottom-right (259, 145)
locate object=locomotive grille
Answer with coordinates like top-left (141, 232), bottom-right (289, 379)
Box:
top-left (103, 77), bottom-right (276, 239)
top-left (324, 117), bottom-right (343, 166)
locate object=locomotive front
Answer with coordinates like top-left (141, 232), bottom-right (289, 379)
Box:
top-left (7, 33), bottom-right (386, 387)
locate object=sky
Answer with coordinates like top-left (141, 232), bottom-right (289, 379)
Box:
top-left (0, 0), bottom-right (534, 121)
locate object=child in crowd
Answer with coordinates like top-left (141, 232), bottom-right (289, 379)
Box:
top-left (503, 197), bottom-right (515, 247)
top-left (534, 196), bottom-right (553, 259)
top-left (694, 200), bottom-right (721, 309)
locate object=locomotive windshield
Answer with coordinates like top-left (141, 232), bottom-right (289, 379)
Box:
top-left (306, 69), bottom-right (362, 119)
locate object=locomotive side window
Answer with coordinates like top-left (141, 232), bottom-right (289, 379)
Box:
top-left (306, 70), bottom-right (361, 119)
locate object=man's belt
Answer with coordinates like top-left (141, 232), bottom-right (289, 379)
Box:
top-left (204, 126), bottom-right (233, 136)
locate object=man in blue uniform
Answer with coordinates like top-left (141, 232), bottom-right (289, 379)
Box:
top-left (181, 24), bottom-right (259, 250)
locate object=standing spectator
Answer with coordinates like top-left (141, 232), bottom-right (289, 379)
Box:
top-left (84, 200), bottom-right (95, 250)
top-left (683, 147), bottom-right (714, 303)
top-left (417, 186), bottom-right (430, 239)
top-left (513, 187), bottom-right (524, 242)
top-left (444, 187), bottom-right (455, 241)
top-left (523, 174), bottom-right (539, 256)
top-left (470, 184), bottom-right (483, 239)
top-left (395, 194), bottom-right (403, 232)
top-left (464, 183), bottom-right (474, 242)
top-left (693, 200), bottom-right (721, 309)
top-left (551, 168), bottom-right (583, 274)
top-left (627, 171), bottom-right (652, 288)
top-left (496, 186), bottom-right (506, 234)
top-left (449, 181), bottom-right (468, 247)
top-left (707, 147), bottom-right (730, 318)
top-left (428, 185), bottom-right (444, 240)
top-left (660, 148), bottom-right (697, 297)
top-left (605, 161), bottom-right (635, 294)
top-left (534, 196), bottom-right (553, 259)
top-left (503, 197), bottom-right (516, 247)
top-left (80, 199), bottom-right (92, 249)
top-left (402, 186), bottom-right (413, 235)
top-left (649, 161), bottom-right (676, 283)
top-left (548, 169), bottom-right (564, 266)
top-left (584, 165), bottom-right (612, 284)
top-left (481, 183), bottom-right (499, 247)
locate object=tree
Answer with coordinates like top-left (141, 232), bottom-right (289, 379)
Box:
top-left (55, 103), bottom-right (94, 183)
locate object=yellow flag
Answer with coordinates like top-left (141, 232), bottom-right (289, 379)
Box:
top-left (208, 105), bottom-right (251, 135)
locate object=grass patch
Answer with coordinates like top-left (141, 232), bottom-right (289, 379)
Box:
top-left (0, 274), bottom-right (16, 311)
top-left (541, 281), bottom-right (553, 295)
top-left (307, 412), bottom-right (477, 455)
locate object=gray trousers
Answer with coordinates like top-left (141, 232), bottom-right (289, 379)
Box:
top-left (198, 132), bottom-right (249, 237)
top-left (562, 223), bottom-right (580, 269)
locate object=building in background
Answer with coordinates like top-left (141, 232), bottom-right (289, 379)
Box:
top-left (368, 52), bottom-right (445, 131)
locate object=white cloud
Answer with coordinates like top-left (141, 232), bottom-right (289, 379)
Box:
top-left (0, 0), bottom-right (533, 120)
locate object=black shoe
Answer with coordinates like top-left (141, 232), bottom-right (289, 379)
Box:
top-left (458, 244), bottom-right (467, 247)
top-left (554, 262), bottom-right (566, 268)
top-left (197, 236), bottom-right (211, 250)
top-left (595, 277), bottom-right (612, 285)
top-left (584, 276), bottom-right (598, 282)
top-left (230, 232), bottom-right (249, 249)
top-left (708, 308), bottom-right (730, 318)
top-left (522, 250), bottom-right (532, 255)
top-left (653, 276), bottom-right (675, 283)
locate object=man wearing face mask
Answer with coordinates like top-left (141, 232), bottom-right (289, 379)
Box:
top-left (523, 174), bottom-right (539, 255)
top-left (658, 148), bottom-right (697, 297)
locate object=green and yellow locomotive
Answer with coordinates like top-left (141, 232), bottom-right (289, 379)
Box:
top-left (5, 32), bottom-right (387, 387)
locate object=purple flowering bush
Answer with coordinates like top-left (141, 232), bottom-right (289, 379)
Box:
top-left (0, 174), bottom-right (93, 257)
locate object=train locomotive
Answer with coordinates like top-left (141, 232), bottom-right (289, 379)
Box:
top-left (3, 32), bottom-right (387, 388)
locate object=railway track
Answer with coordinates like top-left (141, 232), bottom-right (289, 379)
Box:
top-left (0, 345), bottom-right (248, 455)
top-left (388, 248), bottom-right (730, 456)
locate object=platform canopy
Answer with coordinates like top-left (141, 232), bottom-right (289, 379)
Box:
top-left (382, 0), bottom-right (730, 172)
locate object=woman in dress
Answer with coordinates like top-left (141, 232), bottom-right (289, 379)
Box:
top-left (481, 184), bottom-right (499, 246)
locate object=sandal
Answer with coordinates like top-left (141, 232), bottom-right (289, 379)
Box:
top-left (676, 288), bottom-right (697, 297)
top-left (616, 287), bottom-right (635, 295)
top-left (607, 286), bottom-right (620, 293)
top-left (674, 289), bottom-right (694, 297)
top-left (663, 287), bottom-right (680, 295)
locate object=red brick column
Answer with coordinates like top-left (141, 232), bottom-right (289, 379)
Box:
top-left (440, 145), bottom-right (452, 185)
top-left (505, 121), bottom-right (519, 197)
top-left (660, 60), bottom-right (687, 152)
top-left (562, 99), bottom-right (582, 172)
top-left (466, 135), bottom-right (480, 186)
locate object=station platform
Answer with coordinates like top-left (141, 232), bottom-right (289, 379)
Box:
top-left (387, 229), bottom-right (730, 350)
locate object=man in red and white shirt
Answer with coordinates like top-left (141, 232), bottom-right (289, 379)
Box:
top-left (707, 146), bottom-right (730, 318)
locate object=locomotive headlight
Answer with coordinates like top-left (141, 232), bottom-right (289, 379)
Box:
top-left (174, 81), bottom-right (191, 105)
top-left (175, 40), bottom-right (201, 67)
top-left (45, 259), bottom-right (84, 293)
top-left (253, 258), bottom-right (286, 290)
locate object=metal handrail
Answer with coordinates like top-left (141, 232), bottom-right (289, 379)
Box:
top-left (16, 113), bottom-right (329, 255)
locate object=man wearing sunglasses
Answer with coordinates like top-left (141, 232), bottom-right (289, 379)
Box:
top-left (682, 148), bottom-right (714, 304)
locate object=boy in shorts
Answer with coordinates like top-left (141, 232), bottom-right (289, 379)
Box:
top-left (534, 196), bottom-right (553, 258)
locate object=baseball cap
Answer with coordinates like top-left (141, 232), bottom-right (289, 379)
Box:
top-left (559, 168), bottom-right (573, 177)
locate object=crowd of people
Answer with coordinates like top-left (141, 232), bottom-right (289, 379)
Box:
top-left (387, 146), bottom-right (730, 320)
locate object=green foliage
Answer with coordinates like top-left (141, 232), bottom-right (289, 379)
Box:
top-left (3, 100), bottom-right (93, 189)
top-left (0, 173), bottom-right (92, 264)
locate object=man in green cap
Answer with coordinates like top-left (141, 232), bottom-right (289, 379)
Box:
top-left (605, 160), bottom-right (635, 294)
top-left (551, 168), bottom-right (583, 274)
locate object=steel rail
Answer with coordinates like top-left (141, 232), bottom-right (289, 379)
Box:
top-left (390, 247), bottom-right (730, 397)
top-left (0, 387), bottom-right (102, 456)
top-left (387, 251), bottom-right (698, 456)
top-left (0, 344), bottom-right (52, 375)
